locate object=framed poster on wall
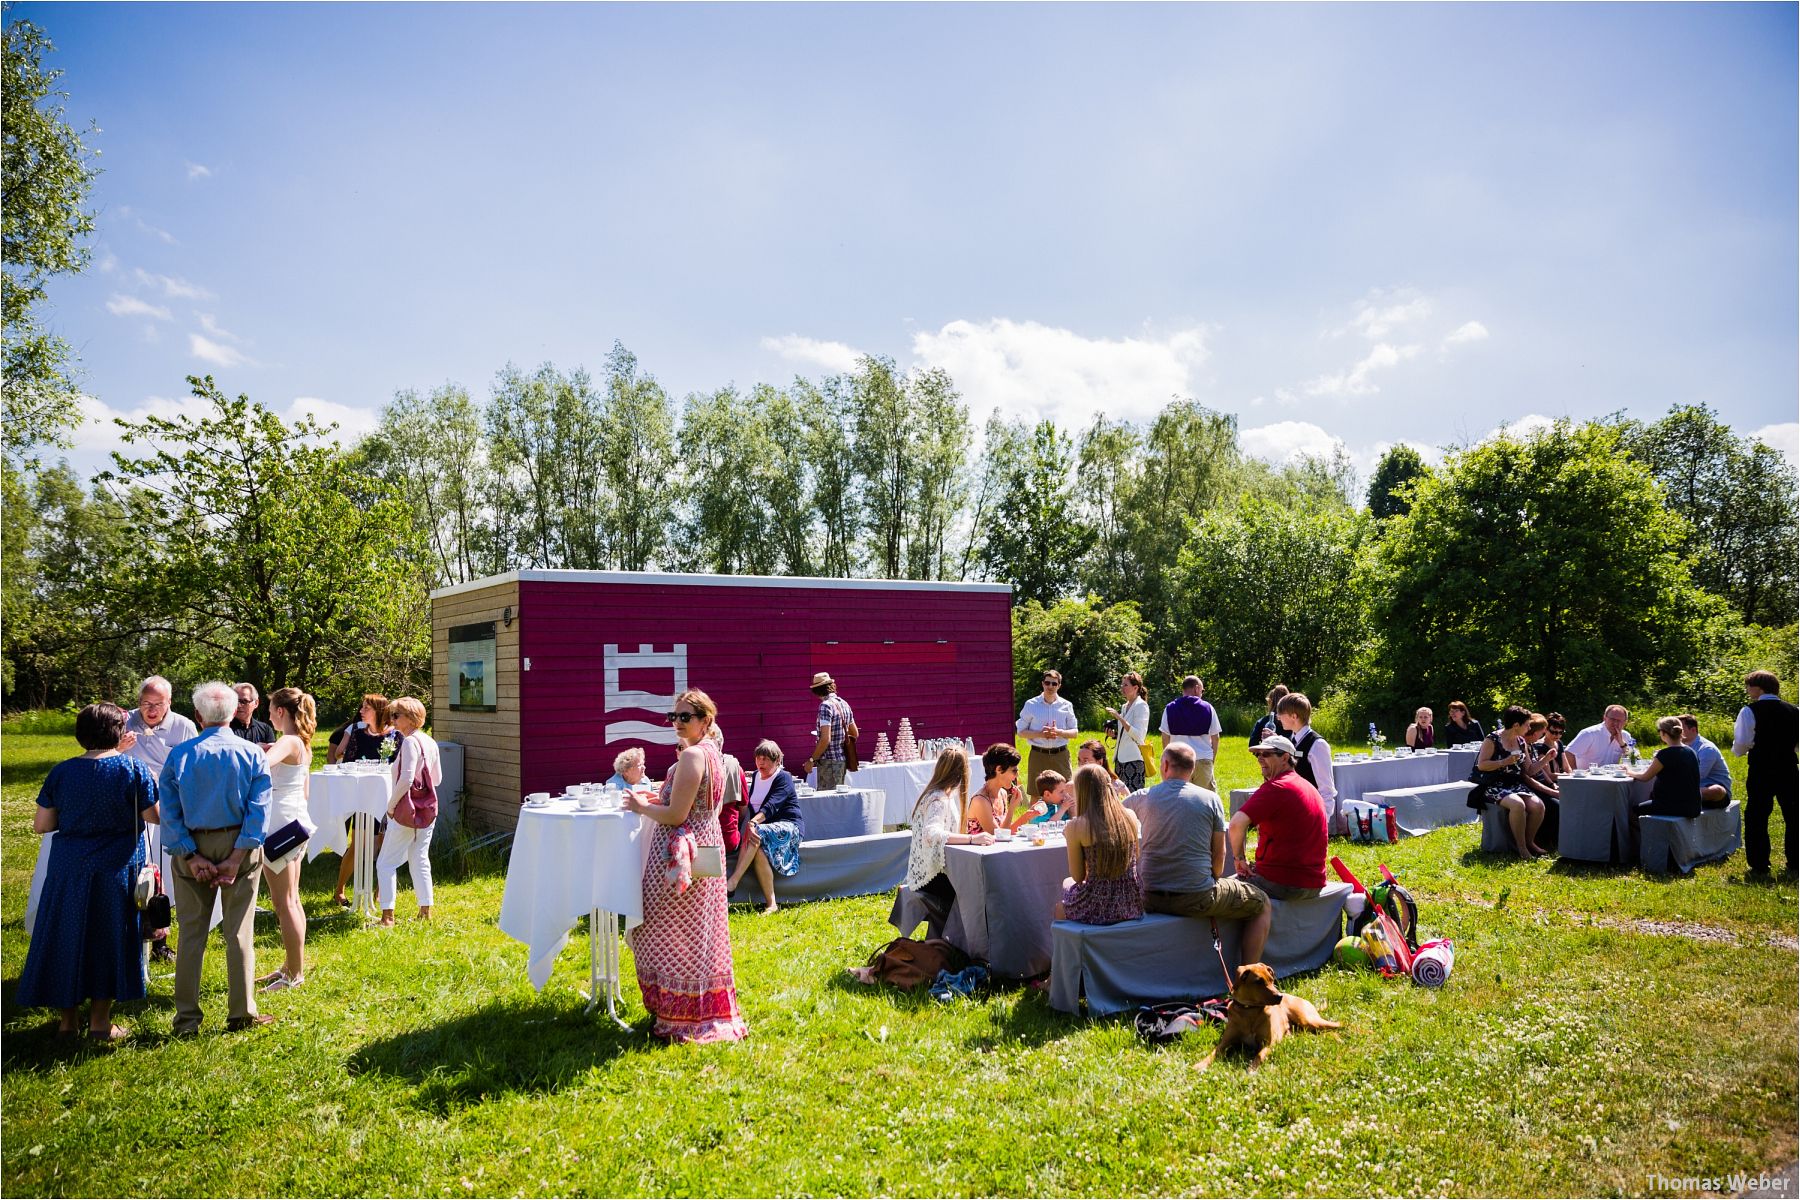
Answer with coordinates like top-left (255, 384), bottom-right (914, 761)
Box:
top-left (448, 621), bottom-right (498, 712)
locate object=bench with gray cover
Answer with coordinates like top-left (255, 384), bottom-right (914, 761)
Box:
top-left (1478, 800), bottom-right (1514, 853)
top-left (728, 831), bottom-right (912, 906)
top-left (1047, 881), bottom-right (1352, 1016)
top-left (1638, 802), bottom-right (1742, 875)
top-left (1363, 781), bottom-right (1481, 838)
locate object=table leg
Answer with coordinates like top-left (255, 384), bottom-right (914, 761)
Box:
top-left (581, 909), bottom-right (629, 1028)
top-left (354, 812), bottom-right (378, 919)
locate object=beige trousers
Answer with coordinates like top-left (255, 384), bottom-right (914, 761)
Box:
top-left (170, 828), bottom-right (263, 1032)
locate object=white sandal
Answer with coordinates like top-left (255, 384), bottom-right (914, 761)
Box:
top-left (260, 971), bottom-right (304, 992)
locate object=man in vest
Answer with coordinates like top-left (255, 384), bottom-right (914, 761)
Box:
top-left (1160, 676), bottom-right (1223, 791)
top-left (1732, 670), bottom-right (1798, 878)
top-left (1276, 691), bottom-right (1340, 835)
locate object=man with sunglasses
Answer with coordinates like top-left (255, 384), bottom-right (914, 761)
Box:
top-left (228, 683), bottom-right (276, 749)
top-left (1017, 670), bottom-right (1078, 799)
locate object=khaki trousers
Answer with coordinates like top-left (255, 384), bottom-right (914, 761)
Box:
top-left (1190, 758), bottom-right (1216, 792)
top-left (1026, 746), bottom-right (1072, 798)
top-left (170, 828), bottom-right (263, 1032)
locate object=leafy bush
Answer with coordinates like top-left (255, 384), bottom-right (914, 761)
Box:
top-left (1011, 596), bottom-right (1149, 729)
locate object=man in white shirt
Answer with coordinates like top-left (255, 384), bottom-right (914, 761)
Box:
top-left (117, 675), bottom-right (201, 962)
top-left (1016, 670), bottom-right (1078, 798)
top-left (1159, 676), bottom-right (1223, 791)
top-left (1567, 705), bottom-right (1635, 768)
top-left (1275, 691), bottom-right (1339, 833)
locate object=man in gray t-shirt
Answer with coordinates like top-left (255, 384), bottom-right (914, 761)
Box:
top-left (1125, 742), bottom-right (1272, 964)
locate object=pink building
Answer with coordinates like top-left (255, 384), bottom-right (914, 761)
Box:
top-left (430, 570), bottom-right (1015, 831)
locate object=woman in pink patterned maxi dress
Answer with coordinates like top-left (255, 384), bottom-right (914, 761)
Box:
top-left (619, 688), bottom-right (748, 1043)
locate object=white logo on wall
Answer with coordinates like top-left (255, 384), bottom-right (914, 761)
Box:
top-left (603, 643), bottom-right (688, 746)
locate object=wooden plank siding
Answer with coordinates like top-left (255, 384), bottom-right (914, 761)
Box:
top-left (429, 580), bottom-right (521, 831)
top-left (514, 578), bottom-right (1015, 809)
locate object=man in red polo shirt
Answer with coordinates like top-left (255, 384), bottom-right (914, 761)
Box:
top-left (1228, 734), bottom-right (1329, 900)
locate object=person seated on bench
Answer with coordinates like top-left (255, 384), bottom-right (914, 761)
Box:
top-left (1468, 705), bottom-right (1548, 859)
top-left (1076, 739), bottom-right (1131, 802)
top-left (966, 743), bottom-right (1045, 834)
top-left (1679, 713), bottom-right (1732, 809)
top-left (1405, 707), bottom-right (1435, 750)
top-left (1228, 735), bottom-right (1327, 901)
top-left (1125, 742), bottom-right (1271, 964)
top-left (904, 747), bottom-right (992, 918)
top-left (1054, 764), bottom-right (1142, 925)
top-left (1627, 717), bottom-right (1702, 825)
top-left (727, 740), bottom-right (804, 914)
top-left (607, 747), bottom-right (652, 794)
top-left (1521, 713), bottom-right (1563, 848)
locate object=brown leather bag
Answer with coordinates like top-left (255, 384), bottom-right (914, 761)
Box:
top-left (861, 936), bottom-right (968, 989)
top-left (843, 731), bottom-right (860, 772)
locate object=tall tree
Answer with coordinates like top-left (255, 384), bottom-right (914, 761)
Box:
top-left (798, 375), bottom-right (858, 577)
top-left (905, 366), bottom-right (970, 581)
top-left (851, 355), bottom-right (914, 579)
top-left (358, 383), bottom-right (494, 587)
top-left (2, 15), bottom-right (100, 462)
top-left (1366, 444), bottom-right (1430, 520)
top-left (599, 342), bottom-right (674, 569)
top-left (95, 376), bottom-right (428, 701)
top-left (1074, 416), bottom-right (1141, 596)
top-left (977, 418), bottom-right (1090, 605)
top-left (675, 385), bottom-right (770, 574)
top-left (1624, 403), bottom-right (1799, 628)
top-left (485, 362), bottom-right (607, 568)
top-left (1364, 419), bottom-right (1714, 718)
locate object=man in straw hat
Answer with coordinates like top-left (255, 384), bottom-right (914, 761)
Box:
top-left (801, 672), bottom-right (859, 791)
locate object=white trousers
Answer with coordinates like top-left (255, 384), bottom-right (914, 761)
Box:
top-left (376, 821), bottom-right (434, 910)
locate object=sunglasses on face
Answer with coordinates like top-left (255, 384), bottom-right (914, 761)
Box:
top-left (664, 711), bottom-right (701, 724)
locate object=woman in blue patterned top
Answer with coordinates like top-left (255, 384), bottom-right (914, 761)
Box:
top-left (18, 703), bottom-right (161, 1041)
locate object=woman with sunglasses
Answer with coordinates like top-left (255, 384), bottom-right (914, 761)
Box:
top-left (620, 690), bottom-right (747, 1043)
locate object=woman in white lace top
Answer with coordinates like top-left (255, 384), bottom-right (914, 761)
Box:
top-left (904, 747), bottom-right (992, 911)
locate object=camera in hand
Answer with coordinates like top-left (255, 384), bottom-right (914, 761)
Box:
top-left (1102, 718), bottom-right (1120, 738)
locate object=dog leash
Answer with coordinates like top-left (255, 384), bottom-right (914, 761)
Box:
top-left (1208, 918), bottom-right (1234, 993)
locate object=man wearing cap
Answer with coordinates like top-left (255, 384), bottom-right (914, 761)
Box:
top-left (801, 673), bottom-right (858, 792)
top-left (1228, 735), bottom-right (1330, 901)
top-left (1017, 670), bottom-right (1078, 799)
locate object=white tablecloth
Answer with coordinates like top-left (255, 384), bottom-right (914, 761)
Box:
top-left (810, 754), bottom-right (990, 825)
top-left (497, 802), bottom-right (656, 991)
top-left (1559, 772), bottom-right (1653, 863)
top-left (306, 770), bottom-right (392, 860)
top-left (1331, 752), bottom-right (1455, 807)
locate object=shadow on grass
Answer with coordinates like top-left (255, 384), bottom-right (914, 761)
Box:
top-left (347, 997), bottom-right (648, 1113)
top-left (1, 973), bottom-right (178, 1073)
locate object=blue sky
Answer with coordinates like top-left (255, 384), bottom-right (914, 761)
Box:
top-left (20, 2), bottom-right (1799, 478)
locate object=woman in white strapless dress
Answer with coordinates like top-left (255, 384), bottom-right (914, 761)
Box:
top-left (260, 688), bottom-right (319, 991)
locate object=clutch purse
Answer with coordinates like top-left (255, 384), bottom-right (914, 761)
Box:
top-left (262, 819), bottom-right (310, 870)
top-left (691, 845), bottom-right (725, 878)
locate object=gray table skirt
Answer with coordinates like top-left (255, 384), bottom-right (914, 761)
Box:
top-left (1558, 775), bottom-right (1652, 863)
top-left (1639, 802), bottom-right (1741, 874)
top-left (1364, 782), bottom-right (1480, 837)
top-left (1049, 882), bottom-right (1352, 1016)
top-left (730, 831), bottom-right (913, 905)
top-left (940, 841), bottom-right (1070, 977)
top-left (797, 788), bottom-right (884, 841)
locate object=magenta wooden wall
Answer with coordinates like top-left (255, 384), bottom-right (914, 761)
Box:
top-left (515, 578), bottom-right (1015, 797)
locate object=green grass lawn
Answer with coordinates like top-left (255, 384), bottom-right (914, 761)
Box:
top-left (3, 720), bottom-right (1795, 1197)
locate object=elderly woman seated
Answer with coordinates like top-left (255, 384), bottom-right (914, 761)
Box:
top-left (606, 747), bottom-right (651, 793)
top-left (725, 740), bottom-right (804, 914)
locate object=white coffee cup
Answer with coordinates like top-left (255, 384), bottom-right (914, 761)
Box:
top-left (526, 791), bottom-right (550, 804)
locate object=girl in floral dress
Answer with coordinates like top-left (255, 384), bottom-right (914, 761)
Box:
top-left (620, 688), bottom-right (747, 1043)
top-left (1054, 764), bottom-right (1143, 925)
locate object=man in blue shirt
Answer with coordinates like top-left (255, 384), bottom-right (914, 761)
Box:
top-left (159, 680), bottom-right (274, 1034)
top-left (1678, 714), bottom-right (1732, 809)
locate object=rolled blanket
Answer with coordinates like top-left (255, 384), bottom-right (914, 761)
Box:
top-left (1411, 938), bottom-right (1454, 987)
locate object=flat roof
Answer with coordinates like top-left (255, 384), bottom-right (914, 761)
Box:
top-left (430, 568), bottom-right (1014, 601)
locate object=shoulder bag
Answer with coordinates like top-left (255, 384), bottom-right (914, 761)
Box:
top-left (392, 742), bottom-right (439, 829)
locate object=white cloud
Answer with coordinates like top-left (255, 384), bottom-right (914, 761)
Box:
top-left (1443, 320), bottom-right (1490, 347)
top-left (1240, 420), bottom-right (1345, 465)
top-left (909, 318), bottom-right (1210, 429)
top-left (761, 334), bottom-right (863, 376)
top-left (134, 269), bottom-right (212, 300)
top-left (1367, 438), bottom-right (1446, 468)
top-left (1304, 342), bottom-right (1420, 398)
top-left (97, 250), bottom-right (118, 274)
top-left (1753, 422), bottom-right (1799, 469)
top-left (197, 313), bottom-right (238, 341)
top-left (72, 393), bottom-right (373, 466)
top-left (105, 294), bottom-right (171, 321)
top-left (190, 333), bottom-right (253, 368)
top-left (185, 161), bottom-right (213, 180)
top-left (1483, 413), bottom-right (1561, 443)
top-left (1340, 291), bottom-right (1434, 340)
top-left (289, 396), bottom-right (379, 443)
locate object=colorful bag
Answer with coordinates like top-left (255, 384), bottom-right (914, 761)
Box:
top-left (392, 745), bottom-right (437, 829)
top-left (1343, 800), bottom-right (1399, 844)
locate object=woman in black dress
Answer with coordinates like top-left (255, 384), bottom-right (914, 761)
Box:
top-left (1467, 704), bottom-right (1547, 858)
top-left (1628, 717), bottom-right (1702, 819)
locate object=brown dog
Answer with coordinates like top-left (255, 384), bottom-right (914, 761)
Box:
top-left (1195, 962), bottom-right (1340, 1071)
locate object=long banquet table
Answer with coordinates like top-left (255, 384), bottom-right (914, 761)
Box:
top-left (497, 799), bottom-right (655, 1023)
top-left (1557, 771), bottom-right (1653, 863)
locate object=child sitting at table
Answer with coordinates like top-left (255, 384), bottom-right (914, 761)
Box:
top-left (1030, 771), bottom-right (1077, 822)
